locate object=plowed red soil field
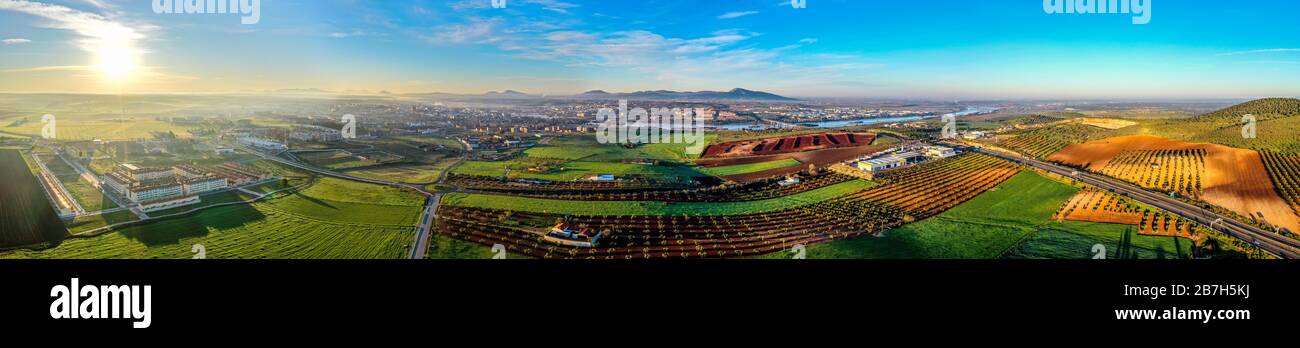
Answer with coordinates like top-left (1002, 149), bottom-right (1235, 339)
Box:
top-left (702, 132), bottom-right (877, 158)
top-left (1048, 135), bottom-right (1299, 233)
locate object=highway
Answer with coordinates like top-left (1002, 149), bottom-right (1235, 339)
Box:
top-left (961, 145), bottom-right (1300, 259)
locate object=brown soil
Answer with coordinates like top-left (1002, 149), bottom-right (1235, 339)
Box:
top-left (721, 144), bottom-right (891, 182)
top-left (1049, 135), bottom-right (1300, 233)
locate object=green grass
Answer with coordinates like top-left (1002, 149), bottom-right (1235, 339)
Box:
top-left (1005, 221), bottom-right (1192, 259)
top-left (443, 179), bottom-right (876, 216)
top-left (424, 233), bottom-right (531, 259)
top-left (0, 117), bottom-right (194, 141)
top-left (777, 170), bottom-right (1193, 259)
top-left (528, 134), bottom-right (715, 162)
top-left (2, 175), bottom-right (425, 259)
top-left (59, 176), bottom-right (118, 211)
top-left (700, 159), bottom-right (802, 177)
top-left (345, 164), bottom-right (444, 184)
top-left (148, 190), bottom-right (255, 217)
top-left (452, 159), bottom-right (703, 181)
top-left (452, 134), bottom-right (716, 181)
top-left (1, 205), bottom-right (414, 259)
top-left (296, 177), bottom-right (425, 206)
top-left (65, 209), bottom-right (139, 235)
top-left (0, 150), bottom-right (68, 248)
top-left (782, 171), bottom-right (1074, 259)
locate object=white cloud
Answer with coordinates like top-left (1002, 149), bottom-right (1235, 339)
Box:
top-left (428, 17), bottom-right (503, 44)
top-left (330, 30), bottom-right (366, 39)
top-left (2, 38), bottom-right (32, 45)
top-left (0, 0), bottom-right (146, 62)
top-left (1217, 48), bottom-right (1300, 56)
top-left (78, 0), bottom-right (110, 9)
top-left (522, 0), bottom-right (579, 14)
top-left (718, 11), bottom-right (759, 19)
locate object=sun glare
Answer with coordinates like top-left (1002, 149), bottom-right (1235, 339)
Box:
top-left (96, 45), bottom-right (138, 82)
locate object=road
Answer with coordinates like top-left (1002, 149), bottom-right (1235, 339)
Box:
top-left (961, 145), bottom-right (1300, 259)
top-left (234, 143), bottom-right (455, 259)
top-left (55, 150), bottom-right (145, 218)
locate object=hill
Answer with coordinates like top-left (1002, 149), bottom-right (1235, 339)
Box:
top-left (1196, 98), bottom-right (1300, 122)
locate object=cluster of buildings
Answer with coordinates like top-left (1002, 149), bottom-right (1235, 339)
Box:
top-left (544, 223), bottom-right (603, 248)
top-left (851, 145), bottom-right (958, 173)
top-left (101, 163), bottom-right (269, 212)
top-left (237, 136), bottom-right (287, 151)
top-left (289, 125), bottom-right (344, 142)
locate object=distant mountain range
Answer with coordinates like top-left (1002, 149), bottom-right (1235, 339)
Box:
top-left (570, 88), bottom-right (797, 101)
top-left (410, 88), bottom-right (797, 102)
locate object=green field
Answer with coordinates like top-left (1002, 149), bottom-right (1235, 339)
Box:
top-left (451, 134), bottom-right (716, 182)
top-left (1005, 221), bottom-right (1192, 259)
top-left (443, 179), bottom-right (876, 216)
top-left (700, 158), bottom-right (802, 177)
top-left (65, 209), bottom-right (140, 235)
top-left (527, 134), bottom-right (714, 162)
top-left (0, 205), bottom-right (415, 259)
top-left (424, 233), bottom-right (533, 259)
top-left (344, 164), bottom-right (448, 184)
top-left (1, 175), bottom-right (424, 259)
top-left (0, 116), bottom-right (194, 141)
top-left (0, 150), bottom-right (69, 248)
top-left (452, 159), bottom-right (703, 181)
top-left (777, 170), bottom-right (1193, 259)
top-left (59, 175), bottom-right (118, 211)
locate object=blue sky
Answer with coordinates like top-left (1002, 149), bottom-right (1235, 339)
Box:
top-left (1, 0), bottom-right (1299, 99)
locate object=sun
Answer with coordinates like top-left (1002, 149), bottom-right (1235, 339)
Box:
top-left (95, 44), bottom-right (138, 83)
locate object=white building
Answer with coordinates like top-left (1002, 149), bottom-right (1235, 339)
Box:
top-left (241, 135), bottom-right (289, 150)
top-left (183, 177), bottom-right (228, 195)
top-left (925, 146), bottom-right (957, 158)
top-left (853, 152), bottom-right (922, 172)
top-left (129, 183), bottom-right (185, 203)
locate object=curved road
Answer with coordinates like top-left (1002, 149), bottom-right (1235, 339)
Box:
top-left (234, 143), bottom-right (456, 259)
top-left (962, 145), bottom-right (1300, 259)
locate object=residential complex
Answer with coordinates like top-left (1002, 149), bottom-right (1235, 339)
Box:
top-left (101, 164), bottom-right (232, 212)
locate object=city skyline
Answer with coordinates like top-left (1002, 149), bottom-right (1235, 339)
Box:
top-left (1, 0), bottom-right (1298, 99)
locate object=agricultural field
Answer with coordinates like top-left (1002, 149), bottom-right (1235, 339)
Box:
top-left (0, 174), bottom-right (424, 259)
top-left (1004, 221), bottom-right (1193, 259)
top-left (439, 153), bottom-right (1022, 259)
top-left (699, 158), bottom-right (802, 177)
top-left (784, 170), bottom-right (1193, 259)
top-left (1260, 151), bottom-right (1300, 216)
top-left (344, 164), bottom-right (446, 184)
top-left (1074, 118), bottom-right (1137, 130)
top-left (528, 134), bottom-right (713, 162)
top-left (296, 150), bottom-right (382, 169)
top-left (702, 132), bottom-right (876, 158)
top-left (1097, 149), bottom-right (1206, 198)
top-left (1054, 189), bottom-right (1194, 238)
top-left (783, 170), bottom-right (1071, 258)
top-left (1049, 135), bottom-right (1299, 234)
top-left (452, 158), bottom-right (704, 182)
top-left (60, 176), bottom-right (118, 211)
top-left (0, 205), bottom-right (415, 259)
top-left (995, 123), bottom-right (1132, 159)
top-left (442, 179), bottom-right (876, 216)
top-left (0, 150), bottom-right (68, 248)
top-left (0, 115), bottom-right (195, 141)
